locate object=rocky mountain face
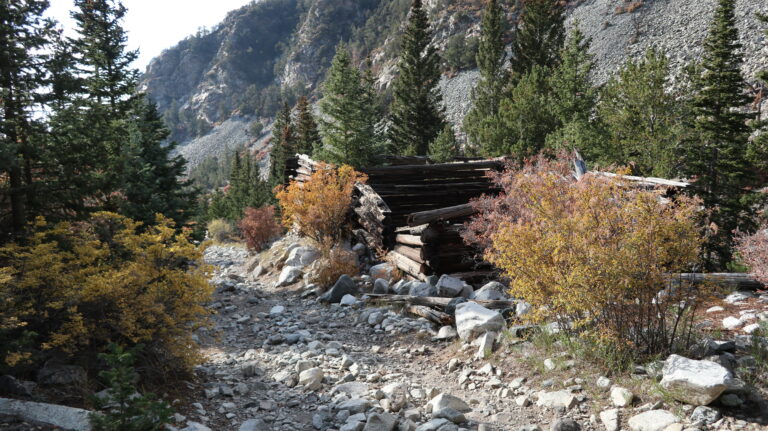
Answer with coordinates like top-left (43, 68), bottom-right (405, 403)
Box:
top-left (139, 0), bottom-right (768, 169)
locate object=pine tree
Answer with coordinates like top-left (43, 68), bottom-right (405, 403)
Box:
top-left (120, 97), bottom-right (197, 227)
top-left (598, 48), bottom-right (685, 177)
top-left (317, 44), bottom-right (381, 167)
top-left (294, 96), bottom-right (321, 156)
top-left (0, 0), bottom-right (55, 235)
top-left (429, 124), bottom-right (460, 162)
top-left (510, 0), bottom-right (566, 80)
top-left (749, 14), bottom-right (768, 173)
top-left (268, 102), bottom-right (293, 185)
top-left (683, 0), bottom-right (758, 268)
top-left (463, 0), bottom-right (508, 156)
top-left (387, 0), bottom-right (446, 156)
top-left (498, 65), bottom-right (556, 157)
top-left (545, 25), bottom-right (600, 153)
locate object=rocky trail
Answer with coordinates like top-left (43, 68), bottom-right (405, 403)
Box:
top-left (175, 243), bottom-right (768, 431)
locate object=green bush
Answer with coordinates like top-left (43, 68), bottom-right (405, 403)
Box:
top-left (207, 219), bottom-right (234, 243)
top-left (90, 344), bottom-right (173, 431)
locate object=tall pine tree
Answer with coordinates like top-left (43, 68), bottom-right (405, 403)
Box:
top-left (268, 102), bottom-right (294, 185)
top-left (294, 96), bottom-right (322, 156)
top-left (597, 48), bottom-right (685, 177)
top-left (510, 0), bottom-right (565, 80)
top-left (387, 0), bottom-right (446, 156)
top-left (683, 0), bottom-right (758, 268)
top-left (463, 0), bottom-right (508, 156)
top-left (317, 44), bottom-right (381, 167)
top-left (120, 97), bottom-right (197, 227)
top-left (0, 0), bottom-right (55, 234)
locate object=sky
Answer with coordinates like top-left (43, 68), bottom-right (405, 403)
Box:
top-left (46, 0), bottom-right (254, 71)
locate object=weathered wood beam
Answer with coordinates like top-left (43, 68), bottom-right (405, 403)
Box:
top-left (363, 293), bottom-right (517, 310)
top-left (407, 203), bottom-right (477, 226)
top-left (406, 305), bottom-right (454, 325)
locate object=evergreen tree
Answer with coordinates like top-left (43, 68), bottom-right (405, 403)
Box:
top-left (294, 96), bottom-right (321, 156)
top-left (317, 44), bottom-right (381, 167)
top-left (268, 102), bottom-right (294, 185)
top-left (429, 124), bottom-right (460, 162)
top-left (463, 0), bottom-right (508, 156)
top-left (545, 25), bottom-right (600, 152)
top-left (498, 65), bottom-right (556, 157)
top-left (120, 97), bottom-right (197, 227)
top-left (597, 48), bottom-right (685, 177)
top-left (387, 0), bottom-right (446, 156)
top-left (510, 0), bottom-right (565, 80)
top-left (0, 0), bottom-right (55, 234)
top-left (683, 0), bottom-right (758, 268)
top-left (749, 14), bottom-right (768, 173)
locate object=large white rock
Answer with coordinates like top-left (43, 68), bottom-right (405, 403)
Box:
top-left (0, 397), bottom-right (92, 431)
top-left (299, 367), bottom-right (324, 390)
top-left (277, 266), bottom-right (303, 286)
top-left (454, 302), bottom-right (505, 340)
top-left (610, 386), bottom-right (634, 407)
top-left (600, 409), bottom-right (619, 431)
top-left (627, 410), bottom-right (678, 431)
top-left (426, 393), bottom-right (471, 413)
top-left (536, 390), bottom-right (577, 409)
top-left (660, 354), bottom-right (732, 405)
top-left (284, 246), bottom-right (320, 269)
top-left (435, 275), bottom-right (469, 297)
top-left (363, 412), bottom-right (396, 431)
top-left (471, 281), bottom-right (509, 301)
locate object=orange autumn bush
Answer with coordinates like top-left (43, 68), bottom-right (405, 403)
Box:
top-left (0, 212), bottom-right (212, 378)
top-left (467, 154), bottom-right (704, 356)
top-left (238, 205), bottom-right (282, 251)
top-left (275, 163), bottom-right (367, 243)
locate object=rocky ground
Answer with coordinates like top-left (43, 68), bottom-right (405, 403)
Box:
top-left (169, 241), bottom-right (768, 431)
top-left (3, 237), bottom-right (768, 431)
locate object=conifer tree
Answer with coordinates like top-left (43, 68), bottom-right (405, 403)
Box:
top-left (268, 102), bottom-right (294, 185)
top-left (463, 0), bottom-right (508, 156)
top-left (0, 0), bottom-right (55, 234)
top-left (598, 48), bottom-right (685, 177)
top-left (294, 96), bottom-right (321, 156)
top-left (120, 97), bottom-right (197, 227)
top-left (498, 65), bottom-right (556, 157)
top-left (545, 25), bottom-right (600, 152)
top-left (317, 44), bottom-right (381, 167)
top-left (510, 0), bottom-right (565, 80)
top-left (429, 125), bottom-right (460, 162)
top-left (683, 0), bottom-right (758, 268)
top-left (749, 14), bottom-right (768, 172)
top-left (387, 0), bottom-right (446, 156)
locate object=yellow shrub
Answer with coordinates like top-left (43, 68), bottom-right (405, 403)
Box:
top-left (275, 163), bottom-right (367, 243)
top-left (480, 157), bottom-right (704, 355)
top-left (311, 243), bottom-right (360, 288)
top-left (207, 218), bottom-right (233, 243)
top-left (0, 212), bottom-right (213, 378)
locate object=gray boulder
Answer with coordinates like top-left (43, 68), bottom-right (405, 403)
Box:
top-left (0, 398), bottom-right (92, 431)
top-left (319, 275), bottom-right (358, 303)
top-left (409, 282), bottom-right (436, 297)
top-left (37, 363), bottom-right (86, 387)
top-left (426, 393), bottom-right (471, 413)
top-left (363, 412), bottom-right (396, 431)
top-left (454, 302), bottom-right (505, 340)
top-left (277, 266), bottom-right (303, 286)
top-left (435, 275), bottom-right (469, 297)
top-left (373, 278), bottom-right (390, 294)
top-left (284, 246), bottom-right (320, 269)
top-left (239, 418), bottom-right (268, 431)
top-left (369, 263), bottom-right (394, 280)
top-left (660, 354), bottom-right (732, 405)
top-left (627, 410), bottom-right (678, 431)
top-left (445, 297), bottom-right (468, 315)
top-left (471, 281), bottom-right (509, 301)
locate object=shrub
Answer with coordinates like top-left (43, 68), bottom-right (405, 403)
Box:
top-left (90, 344), bottom-right (172, 431)
top-left (238, 206), bottom-right (282, 252)
top-left (465, 153), bottom-right (704, 357)
top-left (275, 163), bottom-right (367, 243)
top-left (735, 225), bottom-right (768, 284)
top-left (310, 243), bottom-right (360, 288)
top-left (207, 218), bottom-right (234, 243)
top-left (0, 212), bottom-right (213, 378)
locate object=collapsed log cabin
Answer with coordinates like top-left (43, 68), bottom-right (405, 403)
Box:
top-left (283, 154), bottom-right (763, 290)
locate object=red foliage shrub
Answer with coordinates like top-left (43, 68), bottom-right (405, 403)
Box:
top-left (238, 206), bottom-right (282, 252)
top-left (736, 225), bottom-right (768, 285)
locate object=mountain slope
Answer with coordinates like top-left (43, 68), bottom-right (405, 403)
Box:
top-left (140, 0), bottom-right (768, 169)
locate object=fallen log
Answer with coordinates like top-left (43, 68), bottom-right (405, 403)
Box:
top-left (363, 293), bottom-right (517, 310)
top-left (671, 273), bottom-right (763, 290)
top-left (407, 203), bottom-right (477, 226)
top-left (406, 305), bottom-right (454, 325)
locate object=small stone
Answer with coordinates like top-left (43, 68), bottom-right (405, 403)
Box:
top-left (340, 294), bottom-right (357, 306)
top-left (610, 386), bottom-right (634, 407)
top-left (689, 406), bottom-right (720, 425)
top-left (515, 395), bottom-right (531, 407)
top-left (722, 316), bottom-right (742, 330)
top-left (298, 368), bottom-right (324, 390)
top-left (543, 358), bottom-right (556, 370)
top-left (536, 390), bottom-right (577, 409)
top-left (600, 409), bottom-right (619, 431)
top-left (363, 411), bottom-right (396, 431)
top-left (435, 326), bottom-right (458, 340)
top-left (434, 407), bottom-right (465, 424)
top-left (269, 305), bottom-right (285, 316)
top-left (426, 393), bottom-right (472, 413)
top-left (627, 410), bottom-right (678, 431)
top-left (550, 418), bottom-right (580, 431)
top-left (719, 393), bottom-right (742, 407)
top-left (596, 376), bottom-right (611, 388)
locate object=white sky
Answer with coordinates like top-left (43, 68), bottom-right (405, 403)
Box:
top-left (46, 0), bottom-right (254, 71)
